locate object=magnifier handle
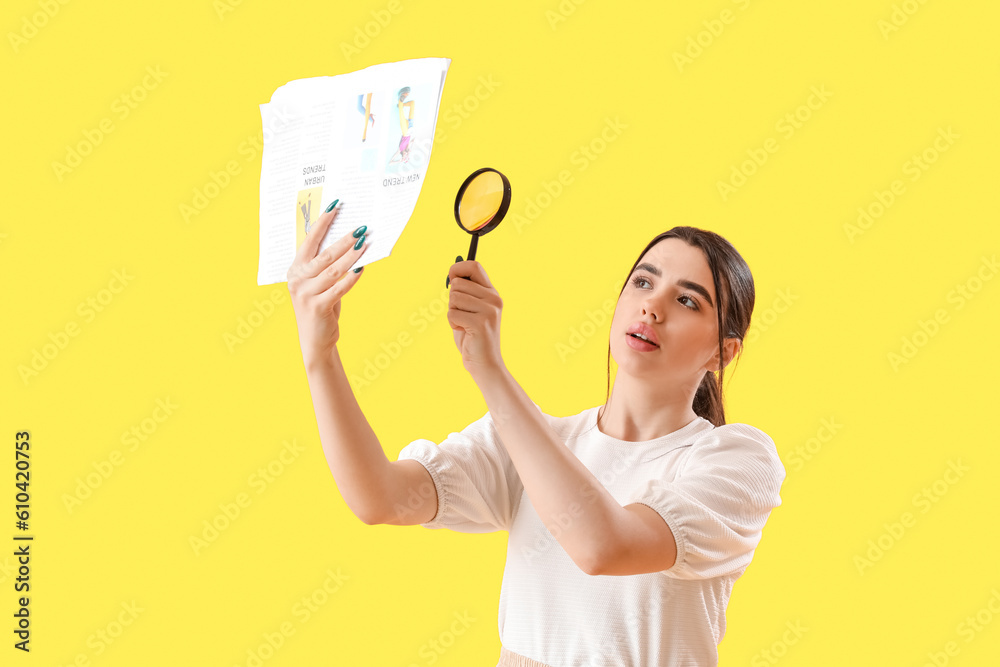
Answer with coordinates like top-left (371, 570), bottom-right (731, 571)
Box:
top-left (444, 234), bottom-right (479, 287)
top-left (445, 236), bottom-right (480, 287)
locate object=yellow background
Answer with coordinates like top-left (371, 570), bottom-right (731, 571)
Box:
top-left (3, 0), bottom-right (999, 664)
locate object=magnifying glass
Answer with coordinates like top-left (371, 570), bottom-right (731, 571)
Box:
top-left (446, 167), bottom-right (512, 287)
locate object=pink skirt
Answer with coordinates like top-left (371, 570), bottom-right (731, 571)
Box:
top-left (497, 645), bottom-right (551, 667)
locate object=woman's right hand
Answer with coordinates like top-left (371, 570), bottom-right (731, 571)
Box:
top-left (286, 201), bottom-right (368, 365)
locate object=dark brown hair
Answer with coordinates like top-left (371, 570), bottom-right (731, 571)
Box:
top-left (598, 226), bottom-right (756, 428)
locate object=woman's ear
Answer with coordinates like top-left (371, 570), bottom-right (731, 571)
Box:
top-left (711, 338), bottom-right (742, 372)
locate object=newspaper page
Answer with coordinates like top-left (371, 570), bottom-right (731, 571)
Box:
top-left (257, 57), bottom-right (451, 285)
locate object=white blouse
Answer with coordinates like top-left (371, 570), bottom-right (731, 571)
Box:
top-left (396, 404), bottom-right (786, 666)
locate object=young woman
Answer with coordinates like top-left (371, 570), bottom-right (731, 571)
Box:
top-left (286, 200), bottom-right (786, 667)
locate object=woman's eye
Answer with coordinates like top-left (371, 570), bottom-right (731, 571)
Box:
top-left (679, 295), bottom-right (699, 310)
top-left (631, 276), bottom-right (699, 310)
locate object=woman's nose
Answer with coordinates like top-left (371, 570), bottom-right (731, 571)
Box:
top-left (641, 300), bottom-right (660, 321)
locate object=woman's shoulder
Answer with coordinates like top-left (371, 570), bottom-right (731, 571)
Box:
top-left (542, 404), bottom-right (601, 441)
top-left (701, 421), bottom-right (777, 451)
top-left (690, 420), bottom-right (785, 477)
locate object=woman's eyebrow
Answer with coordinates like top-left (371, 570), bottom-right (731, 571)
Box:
top-left (634, 262), bottom-right (714, 308)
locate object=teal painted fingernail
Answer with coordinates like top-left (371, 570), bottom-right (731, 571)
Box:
top-left (325, 199), bottom-right (339, 213)
top-left (354, 267), bottom-right (363, 273)
top-left (353, 225), bottom-right (367, 238)
top-left (354, 234), bottom-right (365, 250)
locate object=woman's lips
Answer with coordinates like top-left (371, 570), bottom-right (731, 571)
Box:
top-left (626, 322), bottom-right (660, 346)
top-left (626, 333), bottom-right (659, 351)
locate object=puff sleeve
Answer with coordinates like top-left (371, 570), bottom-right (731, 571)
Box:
top-left (395, 410), bottom-right (524, 533)
top-left (625, 423), bottom-right (786, 580)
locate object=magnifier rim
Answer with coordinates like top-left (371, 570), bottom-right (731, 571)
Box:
top-left (453, 167), bottom-right (512, 236)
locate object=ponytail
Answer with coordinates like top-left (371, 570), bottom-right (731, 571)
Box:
top-left (693, 369), bottom-right (725, 428)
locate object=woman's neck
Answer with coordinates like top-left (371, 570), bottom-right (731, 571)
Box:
top-left (597, 380), bottom-right (700, 442)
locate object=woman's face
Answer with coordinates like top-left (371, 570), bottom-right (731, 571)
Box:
top-left (609, 238), bottom-right (727, 387)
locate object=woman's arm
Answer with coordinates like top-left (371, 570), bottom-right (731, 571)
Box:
top-left (474, 365), bottom-right (622, 575)
top-left (303, 349), bottom-right (434, 526)
top-left (376, 460), bottom-right (437, 526)
top-left (286, 202), bottom-right (435, 526)
top-left (446, 260), bottom-right (621, 573)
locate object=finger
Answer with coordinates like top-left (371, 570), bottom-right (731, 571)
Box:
top-left (447, 260), bottom-right (492, 288)
top-left (317, 248), bottom-right (367, 305)
top-left (445, 255), bottom-right (463, 287)
top-left (301, 222), bottom-right (366, 281)
top-left (447, 307), bottom-right (476, 331)
top-left (449, 289), bottom-right (485, 314)
top-left (305, 232), bottom-right (369, 295)
top-left (295, 199), bottom-right (343, 264)
top-left (449, 274), bottom-right (497, 302)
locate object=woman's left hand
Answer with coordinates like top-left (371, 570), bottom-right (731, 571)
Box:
top-left (447, 260), bottom-right (506, 381)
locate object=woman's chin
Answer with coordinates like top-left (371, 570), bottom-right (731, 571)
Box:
top-left (611, 348), bottom-right (667, 374)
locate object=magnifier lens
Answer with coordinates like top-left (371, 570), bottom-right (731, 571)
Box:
top-left (458, 171), bottom-right (504, 232)
top-left (447, 167), bottom-right (511, 288)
